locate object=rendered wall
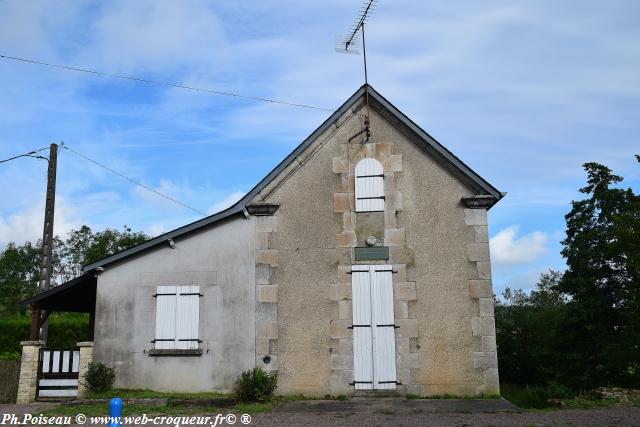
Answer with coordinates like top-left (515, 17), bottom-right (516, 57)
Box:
top-left (252, 102), bottom-right (499, 396)
top-left (93, 217), bottom-right (255, 392)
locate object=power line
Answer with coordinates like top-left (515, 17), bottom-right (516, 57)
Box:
top-left (0, 147), bottom-right (49, 164)
top-left (0, 54), bottom-right (334, 113)
top-left (62, 145), bottom-right (207, 217)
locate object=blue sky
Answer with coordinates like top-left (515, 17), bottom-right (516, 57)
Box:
top-left (0, 0), bottom-right (638, 294)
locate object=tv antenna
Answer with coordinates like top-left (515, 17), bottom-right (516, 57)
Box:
top-left (336, 0), bottom-right (377, 141)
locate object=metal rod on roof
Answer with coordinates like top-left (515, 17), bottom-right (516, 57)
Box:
top-left (362, 22), bottom-right (371, 141)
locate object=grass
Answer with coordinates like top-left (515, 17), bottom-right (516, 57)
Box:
top-left (501, 383), bottom-right (574, 409)
top-left (87, 389), bottom-right (230, 400)
top-left (501, 383), bottom-right (640, 410)
top-left (43, 388), bottom-right (309, 417)
top-left (44, 403), bottom-right (211, 417)
top-left (44, 401), bottom-right (275, 417)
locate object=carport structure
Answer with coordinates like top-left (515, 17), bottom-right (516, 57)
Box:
top-left (17, 274), bottom-right (97, 403)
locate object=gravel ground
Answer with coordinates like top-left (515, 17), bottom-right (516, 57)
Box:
top-left (2, 401), bottom-right (640, 426)
top-left (250, 407), bottom-right (640, 426)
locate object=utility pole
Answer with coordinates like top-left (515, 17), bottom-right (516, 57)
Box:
top-left (30, 142), bottom-right (58, 341)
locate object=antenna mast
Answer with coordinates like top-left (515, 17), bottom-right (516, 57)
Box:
top-left (337, 0), bottom-right (377, 140)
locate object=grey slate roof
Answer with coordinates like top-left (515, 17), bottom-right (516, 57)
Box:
top-left (82, 84), bottom-right (503, 271)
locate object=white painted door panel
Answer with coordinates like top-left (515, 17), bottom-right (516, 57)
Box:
top-left (351, 264), bottom-right (397, 390)
top-left (351, 265), bottom-right (373, 389)
top-left (371, 267), bottom-right (397, 389)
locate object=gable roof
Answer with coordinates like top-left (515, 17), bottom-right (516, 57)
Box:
top-left (83, 84), bottom-right (503, 271)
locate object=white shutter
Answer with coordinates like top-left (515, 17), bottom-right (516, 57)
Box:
top-left (371, 266), bottom-right (397, 389)
top-left (155, 286), bottom-right (177, 349)
top-left (176, 286), bottom-right (200, 350)
top-left (351, 265), bottom-right (373, 390)
top-left (351, 265), bottom-right (397, 390)
top-left (355, 158), bottom-right (384, 212)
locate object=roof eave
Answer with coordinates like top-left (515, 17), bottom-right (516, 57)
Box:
top-left (81, 84), bottom-right (504, 270)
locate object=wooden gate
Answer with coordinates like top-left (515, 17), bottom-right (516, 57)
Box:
top-left (37, 348), bottom-right (80, 399)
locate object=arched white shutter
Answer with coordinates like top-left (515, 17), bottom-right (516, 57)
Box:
top-left (355, 158), bottom-right (384, 212)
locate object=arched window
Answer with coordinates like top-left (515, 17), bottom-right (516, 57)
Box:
top-left (355, 158), bottom-right (384, 212)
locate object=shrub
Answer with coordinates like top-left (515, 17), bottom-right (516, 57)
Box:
top-left (0, 313), bottom-right (89, 354)
top-left (235, 368), bottom-right (277, 402)
top-left (502, 383), bottom-right (575, 409)
top-left (83, 362), bottom-right (115, 392)
top-left (0, 352), bottom-right (20, 361)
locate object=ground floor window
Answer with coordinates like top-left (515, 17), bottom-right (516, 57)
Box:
top-left (154, 285), bottom-right (200, 350)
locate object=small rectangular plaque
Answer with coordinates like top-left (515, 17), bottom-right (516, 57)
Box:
top-left (355, 246), bottom-right (389, 261)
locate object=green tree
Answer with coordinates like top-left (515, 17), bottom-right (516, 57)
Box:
top-left (495, 270), bottom-right (566, 386)
top-left (0, 242), bottom-right (40, 315)
top-left (54, 225), bottom-right (149, 283)
top-left (556, 159), bottom-right (640, 388)
top-left (0, 225), bottom-right (150, 313)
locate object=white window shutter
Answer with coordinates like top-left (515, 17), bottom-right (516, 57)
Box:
top-left (155, 286), bottom-right (177, 349)
top-left (351, 265), bottom-right (373, 390)
top-left (176, 286), bottom-right (200, 350)
top-left (370, 266), bottom-right (397, 389)
top-left (355, 158), bottom-right (384, 212)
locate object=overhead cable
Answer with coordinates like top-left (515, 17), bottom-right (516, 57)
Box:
top-left (62, 145), bottom-right (207, 217)
top-left (0, 147), bottom-right (49, 164)
top-left (0, 54), bottom-right (334, 112)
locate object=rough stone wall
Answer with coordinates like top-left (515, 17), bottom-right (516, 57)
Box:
top-left (249, 106), bottom-right (361, 395)
top-left (385, 110), bottom-right (499, 396)
top-left (329, 122), bottom-right (419, 395)
top-left (251, 102), bottom-right (500, 396)
top-left (465, 208), bottom-right (500, 394)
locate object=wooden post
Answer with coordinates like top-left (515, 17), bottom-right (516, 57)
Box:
top-left (29, 304), bottom-right (40, 341)
top-left (33, 143), bottom-right (58, 342)
top-left (88, 310), bottom-right (95, 341)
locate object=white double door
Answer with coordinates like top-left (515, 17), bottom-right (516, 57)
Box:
top-left (351, 264), bottom-right (397, 390)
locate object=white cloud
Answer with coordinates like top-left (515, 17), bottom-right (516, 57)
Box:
top-left (490, 226), bottom-right (549, 267)
top-left (0, 197), bottom-right (81, 248)
top-left (130, 179), bottom-right (198, 212)
top-left (208, 191), bottom-right (245, 215)
top-left (89, 0), bottom-right (228, 73)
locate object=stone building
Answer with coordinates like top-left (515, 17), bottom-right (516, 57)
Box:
top-left (20, 85), bottom-right (503, 400)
